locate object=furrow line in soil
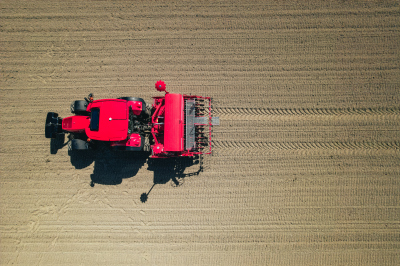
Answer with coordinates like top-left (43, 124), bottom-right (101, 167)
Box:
top-left (212, 140), bottom-right (400, 151)
top-left (213, 107), bottom-right (400, 116)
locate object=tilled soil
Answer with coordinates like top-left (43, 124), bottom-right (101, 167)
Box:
top-left (1, 1), bottom-right (399, 265)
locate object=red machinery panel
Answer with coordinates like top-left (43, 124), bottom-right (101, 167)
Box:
top-left (62, 115), bottom-right (90, 133)
top-left (127, 100), bottom-right (143, 116)
top-left (164, 93), bottom-right (184, 152)
top-left (85, 99), bottom-right (128, 141)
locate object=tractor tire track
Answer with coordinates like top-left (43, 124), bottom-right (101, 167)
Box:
top-left (214, 107), bottom-right (400, 117)
top-left (212, 140), bottom-right (400, 151)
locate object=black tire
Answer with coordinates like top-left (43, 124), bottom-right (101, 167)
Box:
top-left (71, 139), bottom-right (89, 150)
top-left (118, 97), bottom-right (145, 102)
top-left (71, 100), bottom-right (89, 114)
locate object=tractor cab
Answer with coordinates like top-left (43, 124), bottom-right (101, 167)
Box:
top-left (84, 99), bottom-right (128, 141)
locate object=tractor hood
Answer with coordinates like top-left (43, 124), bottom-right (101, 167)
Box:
top-left (85, 99), bottom-right (128, 141)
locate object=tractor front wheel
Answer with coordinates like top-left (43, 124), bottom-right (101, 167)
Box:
top-left (71, 100), bottom-right (88, 115)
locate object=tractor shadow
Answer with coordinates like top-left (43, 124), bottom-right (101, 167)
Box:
top-left (89, 150), bottom-right (149, 186)
top-left (61, 136), bottom-right (203, 198)
top-left (68, 141), bottom-right (148, 186)
top-left (141, 156), bottom-right (203, 202)
top-left (50, 134), bottom-right (68, 154)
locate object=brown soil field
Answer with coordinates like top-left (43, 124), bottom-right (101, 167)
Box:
top-left (1, 1), bottom-right (399, 265)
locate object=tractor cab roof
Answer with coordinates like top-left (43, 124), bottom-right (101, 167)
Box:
top-left (85, 99), bottom-right (128, 141)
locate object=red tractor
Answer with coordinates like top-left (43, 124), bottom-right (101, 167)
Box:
top-left (45, 81), bottom-right (219, 158)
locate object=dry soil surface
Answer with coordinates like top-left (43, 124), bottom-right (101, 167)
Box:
top-left (1, 1), bottom-right (399, 265)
